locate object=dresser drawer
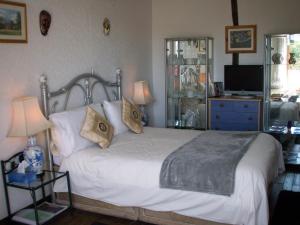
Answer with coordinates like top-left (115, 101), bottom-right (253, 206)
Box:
top-left (210, 122), bottom-right (258, 131)
top-left (234, 112), bottom-right (258, 123)
top-left (210, 100), bottom-right (234, 112)
top-left (211, 111), bottom-right (235, 122)
top-left (233, 101), bottom-right (259, 112)
top-left (211, 111), bottom-right (258, 123)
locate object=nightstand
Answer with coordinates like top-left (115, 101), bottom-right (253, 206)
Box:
top-left (1, 151), bottom-right (72, 225)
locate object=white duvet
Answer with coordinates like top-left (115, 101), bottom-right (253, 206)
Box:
top-left (54, 127), bottom-right (284, 225)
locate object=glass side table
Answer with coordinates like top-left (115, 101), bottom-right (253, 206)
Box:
top-left (265, 126), bottom-right (300, 172)
top-left (1, 151), bottom-right (72, 225)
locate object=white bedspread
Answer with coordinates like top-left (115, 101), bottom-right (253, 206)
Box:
top-left (54, 127), bottom-right (284, 225)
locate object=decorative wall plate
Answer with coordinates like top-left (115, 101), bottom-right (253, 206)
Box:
top-left (272, 53), bottom-right (283, 64)
top-left (103, 18), bottom-right (110, 36)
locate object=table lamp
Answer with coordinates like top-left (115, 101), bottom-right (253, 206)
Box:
top-left (8, 96), bottom-right (52, 174)
top-left (133, 80), bottom-right (153, 126)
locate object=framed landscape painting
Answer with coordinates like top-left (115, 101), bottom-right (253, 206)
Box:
top-left (0, 1), bottom-right (27, 43)
top-left (225, 25), bottom-right (256, 53)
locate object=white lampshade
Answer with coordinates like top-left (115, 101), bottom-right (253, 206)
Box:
top-left (8, 96), bottom-right (52, 137)
top-left (133, 80), bottom-right (153, 105)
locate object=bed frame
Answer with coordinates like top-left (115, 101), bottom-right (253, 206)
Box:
top-left (40, 70), bottom-right (228, 225)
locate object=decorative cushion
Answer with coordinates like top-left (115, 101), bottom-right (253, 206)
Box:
top-left (103, 100), bottom-right (129, 135)
top-left (122, 97), bottom-right (143, 134)
top-left (49, 103), bottom-right (105, 157)
top-left (80, 106), bottom-right (114, 149)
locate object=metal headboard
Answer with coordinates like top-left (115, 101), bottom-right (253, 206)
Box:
top-left (39, 69), bottom-right (122, 172)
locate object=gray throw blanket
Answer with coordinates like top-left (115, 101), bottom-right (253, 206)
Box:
top-left (159, 131), bottom-right (258, 196)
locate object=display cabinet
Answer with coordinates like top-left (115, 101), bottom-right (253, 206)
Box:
top-left (165, 37), bottom-right (213, 129)
top-left (264, 34), bottom-right (300, 132)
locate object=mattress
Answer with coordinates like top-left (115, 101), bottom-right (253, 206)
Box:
top-left (54, 127), bottom-right (284, 225)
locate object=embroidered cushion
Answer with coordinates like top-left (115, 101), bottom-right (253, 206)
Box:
top-left (122, 97), bottom-right (143, 134)
top-left (80, 106), bottom-right (114, 148)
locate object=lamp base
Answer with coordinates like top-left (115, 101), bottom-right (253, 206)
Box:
top-left (139, 105), bottom-right (149, 126)
top-left (23, 136), bottom-right (44, 175)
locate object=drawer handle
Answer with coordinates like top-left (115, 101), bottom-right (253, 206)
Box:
top-left (219, 103), bottom-right (224, 108)
top-left (248, 117), bottom-right (253, 121)
top-left (215, 115), bottom-right (220, 119)
top-left (243, 104), bottom-right (249, 108)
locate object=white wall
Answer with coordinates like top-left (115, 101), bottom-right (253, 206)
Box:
top-left (0, 0), bottom-right (152, 219)
top-left (151, 0), bottom-right (300, 127)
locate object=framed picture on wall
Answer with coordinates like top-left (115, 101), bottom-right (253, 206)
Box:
top-left (225, 25), bottom-right (256, 53)
top-left (0, 1), bottom-right (27, 43)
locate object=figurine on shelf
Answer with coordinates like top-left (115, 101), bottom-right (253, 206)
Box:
top-left (182, 109), bottom-right (196, 128)
top-left (289, 53), bottom-right (297, 65)
top-left (180, 66), bottom-right (199, 97)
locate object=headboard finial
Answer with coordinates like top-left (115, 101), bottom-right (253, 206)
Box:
top-left (116, 68), bottom-right (122, 100)
top-left (40, 74), bottom-right (49, 117)
top-left (116, 68), bottom-right (121, 76)
top-left (40, 74), bottom-right (47, 83)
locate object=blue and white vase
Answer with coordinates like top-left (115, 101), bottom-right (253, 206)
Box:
top-left (23, 145), bottom-right (44, 174)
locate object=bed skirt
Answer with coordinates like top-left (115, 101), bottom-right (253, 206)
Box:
top-left (56, 192), bottom-right (229, 225)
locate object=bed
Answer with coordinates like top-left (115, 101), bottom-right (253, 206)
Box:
top-left (40, 71), bottom-right (284, 225)
top-left (270, 101), bottom-right (299, 123)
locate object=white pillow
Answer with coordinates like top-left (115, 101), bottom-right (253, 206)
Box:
top-left (49, 103), bottom-right (105, 157)
top-left (103, 100), bottom-right (128, 135)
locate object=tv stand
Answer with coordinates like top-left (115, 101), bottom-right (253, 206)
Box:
top-left (208, 96), bottom-right (263, 131)
top-left (230, 94), bottom-right (256, 99)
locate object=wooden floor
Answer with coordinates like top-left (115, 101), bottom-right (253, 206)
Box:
top-left (47, 209), bottom-right (152, 225)
top-left (269, 172), bottom-right (300, 215)
top-left (0, 172), bottom-right (298, 225)
top-left (0, 208), bottom-right (152, 225)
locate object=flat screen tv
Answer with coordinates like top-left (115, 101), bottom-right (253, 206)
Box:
top-left (224, 65), bottom-right (264, 96)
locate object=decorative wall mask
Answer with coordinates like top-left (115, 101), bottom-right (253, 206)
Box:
top-left (103, 18), bottom-right (110, 36)
top-left (40, 10), bottom-right (51, 36)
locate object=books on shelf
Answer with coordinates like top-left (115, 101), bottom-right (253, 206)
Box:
top-left (12, 202), bottom-right (68, 225)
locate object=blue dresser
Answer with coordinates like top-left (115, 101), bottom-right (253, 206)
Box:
top-left (209, 97), bottom-right (262, 131)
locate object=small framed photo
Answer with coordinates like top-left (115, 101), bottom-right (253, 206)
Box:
top-left (225, 25), bottom-right (256, 53)
top-left (0, 1), bottom-right (27, 43)
top-left (213, 82), bottom-right (224, 97)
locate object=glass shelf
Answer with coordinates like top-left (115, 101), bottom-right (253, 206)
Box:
top-left (266, 63), bottom-right (300, 66)
top-left (6, 170), bottom-right (67, 190)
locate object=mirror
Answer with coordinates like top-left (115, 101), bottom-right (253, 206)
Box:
top-left (264, 33), bottom-right (300, 132)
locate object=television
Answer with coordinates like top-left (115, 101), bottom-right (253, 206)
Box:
top-left (224, 65), bottom-right (264, 96)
